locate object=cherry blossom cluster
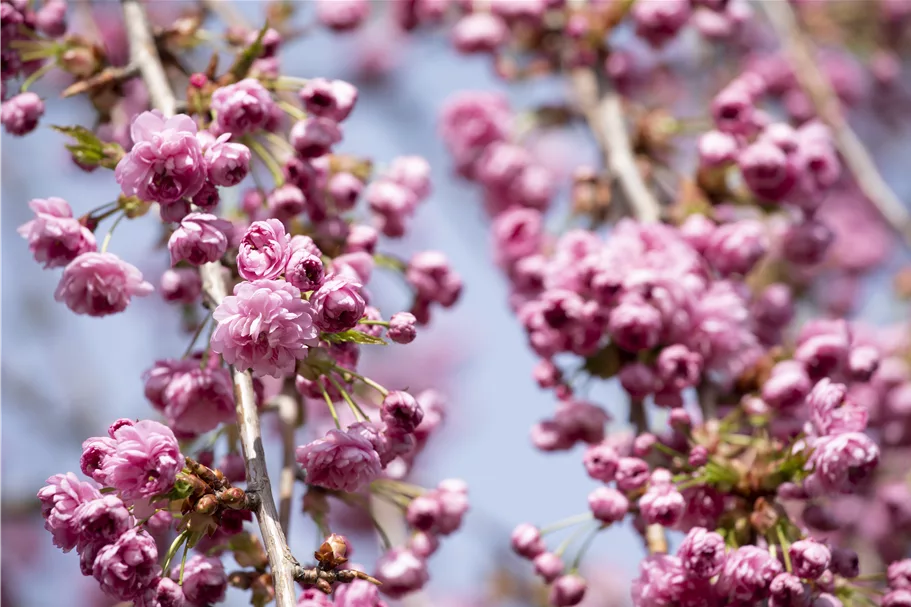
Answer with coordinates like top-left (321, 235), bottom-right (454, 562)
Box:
top-left (416, 1), bottom-right (910, 606)
top-left (16, 4), bottom-right (467, 606)
top-left (39, 419), bottom-right (231, 606)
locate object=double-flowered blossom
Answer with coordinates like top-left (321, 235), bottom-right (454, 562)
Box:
top-left (167, 213), bottom-right (231, 266)
top-left (38, 473), bottom-right (102, 552)
top-left (18, 197), bottom-right (97, 268)
top-left (204, 134), bottom-right (251, 187)
top-left (296, 427), bottom-right (382, 492)
top-left (55, 252), bottom-right (153, 317)
top-left (210, 78), bottom-right (275, 136)
top-left (677, 527), bottom-right (726, 579)
top-left (210, 279), bottom-right (318, 378)
top-left (179, 555), bottom-right (227, 605)
top-left (236, 219), bottom-right (291, 281)
top-left (90, 419), bottom-right (182, 501)
top-left (309, 277), bottom-right (366, 333)
top-left (715, 545), bottom-right (783, 604)
top-left (299, 78), bottom-right (358, 122)
top-left (92, 528), bottom-right (160, 600)
top-left (1, 91), bottom-right (45, 135)
top-left (115, 111), bottom-right (206, 204)
top-left (374, 548), bottom-right (429, 598)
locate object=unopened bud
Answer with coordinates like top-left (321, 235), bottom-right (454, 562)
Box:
top-left (221, 487), bottom-right (247, 509)
top-left (195, 494), bottom-right (218, 515)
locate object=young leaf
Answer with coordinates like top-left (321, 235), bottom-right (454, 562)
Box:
top-left (322, 330), bottom-right (387, 346)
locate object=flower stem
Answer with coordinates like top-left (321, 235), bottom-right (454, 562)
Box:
top-left (246, 137), bottom-right (285, 187)
top-left (178, 535), bottom-right (191, 584)
top-left (554, 522), bottom-right (595, 558)
top-left (326, 374), bottom-right (368, 422)
top-left (540, 512), bottom-right (594, 536)
top-left (162, 530), bottom-right (189, 575)
top-left (570, 523), bottom-right (605, 572)
top-left (358, 319), bottom-right (390, 327)
top-left (278, 100), bottom-right (307, 121)
top-left (331, 364), bottom-right (389, 398)
top-left (20, 60), bottom-right (56, 92)
top-left (182, 314), bottom-right (211, 359)
top-left (319, 379), bottom-right (342, 430)
top-left (776, 524), bottom-right (793, 573)
top-left (100, 212), bottom-right (127, 253)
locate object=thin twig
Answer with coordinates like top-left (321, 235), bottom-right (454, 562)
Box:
top-left (273, 385), bottom-right (303, 535)
top-left (759, 1), bottom-right (911, 246)
top-left (120, 1), bottom-right (299, 605)
top-left (570, 68), bottom-right (661, 224)
top-left (201, 0), bottom-right (250, 30)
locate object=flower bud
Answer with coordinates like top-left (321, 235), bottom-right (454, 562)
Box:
top-left (789, 539), bottom-right (830, 580)
top-left (205, 138), bottom-right (251, 187)
top-left (168, 213), bottom-right (232, 266)
top-left (2, 92), bottom-right (45, 136)
top-left (534, 552), bottom-right (564, 583)
top-left (290, 117), bottom-right (342, 158)
top-left (511, 523), bottom-right (545, 559)
top-left (388, 312), bottom-right (417, 344)
top-left (549, 574), bottom-right (587, 606)
top-left (406, 495), bottom-right (441, 532)
top-left (588, 487), bottom-right (628, 524)
top-left (299, 78), bottom-right (358, 122)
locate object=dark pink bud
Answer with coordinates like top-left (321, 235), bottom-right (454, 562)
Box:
top-left (549, 574), bottom-right (587, 606)
top-left (656, 345), bottom-right (703, 391)
top-left (534, 552), bottom-right (564, 583)
top-left (290, 117), bottom-right (342, 158)
top-left (608, 297), bottom-right (662, 352)
top-left (689, 445), bottom-right (709, 467)
top-left (782, 219), bottom-right (834, 266)
top-left (768, 573), bottom-right (810, 607)
top-left (451, 12), bottom-right (507, 54)
top-left (789, 539), bottom-right (830, 580)
top-left (285, 248), bottom-right (324, 292)
top-left (405, 495), bottom-right (441, 532)
top-left (619, 363), bottom-right (659, 399)
top-left (511, 523), bottom-right (546, 559)
top-left (299, 78), bottom-right (358, 122)
top-left (205, 138), bottom-right (251, 187)
top-left (704, 220), bottom-right (768, 277)
top-left (388, 312), bottom-right (417, 344)
top-left (678, 527), bottom-right (726, 579)
top-left (375, 549), bottom-right (428, 598)
top-left (583, 442), bottom-right (619, 482)
top-left (327, 172), bottom-right (363, 212)
top-left (317, 0), bottom-right (369, 31)
top-left (408, 531), bottom-right (439, 558)
top-left (615, 457), bottom-right (650, 492)
top-left (160, 268), bottom-right (202, 304)
top-left (739, 140), bottom-right (797, 201)
top-left (2, 92), bottom-right (45, 136)
top-left (381, 391), bottom-right (424, 433)
top-left (588, 487), bottom-right (628, 524)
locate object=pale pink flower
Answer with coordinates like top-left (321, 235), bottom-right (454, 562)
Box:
top-left (236, 219), bottom-right (291, 281)
top-left (210, 279), bottom-right (318, 378)
top-left (18, 197), bottom-right (97, 268)
top-left (54, 252), bottom-right (153, 317)
top-left (296, 428), bottom-right (381, 492)
top-left (115, 111), bottom-right (206, 204)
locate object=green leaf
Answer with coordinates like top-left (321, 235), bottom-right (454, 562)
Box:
top-left (373, 252), bottom-right (406, 272)
top-left (322, 330), bottom-right (387, 346)
top-left (165, 478), bottom-right (196, 501)
top-left (53, 125), bottom-right (124, 169)
top-left (228, 22), bottom-right (269, 82)
top-left (99, 487), bottom-right (118, 494)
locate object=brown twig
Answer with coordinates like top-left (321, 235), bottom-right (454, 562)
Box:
top-left (759, 1), bottom-right (911, 247)
top-left (645, 523), bottom-right (668, 554)
top-left (571, 68), bottom-right (662, 224)
top-left (273, 385), bottom-right (303, 534)
top-left (62, 64), bottom-right (141, 98)
top-left (120, 1), bottom-right (299, 605)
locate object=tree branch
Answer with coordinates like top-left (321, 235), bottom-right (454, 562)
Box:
top-left (120, 1), bottom-right (299, 605)
top-left (570, 68), bottom-right (662, 224)
top-left (273, 386), bottom-right (303, 534)
top-left (759, 1), bottom-right (911, 247)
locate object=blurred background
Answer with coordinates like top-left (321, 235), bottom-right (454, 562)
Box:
top-left (2, 1), bottom-right (909, 606)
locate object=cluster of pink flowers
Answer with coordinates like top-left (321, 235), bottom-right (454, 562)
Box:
top-left (39, 420), bottom-right (224, 605)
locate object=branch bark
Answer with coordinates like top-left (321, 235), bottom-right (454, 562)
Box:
top-left (120, 1), bottom-right (299, 605)
top-left (759, 1), bottom-right (911, 247)
top-left (571, 68), bottom-right (662, 224)
top-left (274, 387), bottom-right (303, 534)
